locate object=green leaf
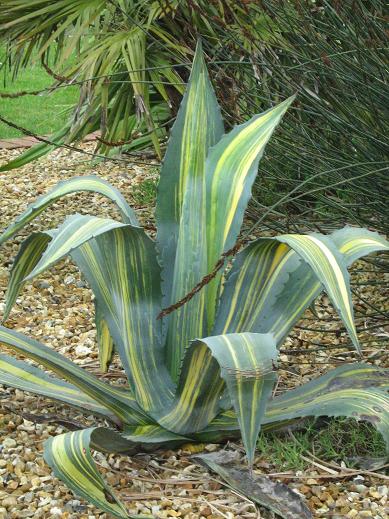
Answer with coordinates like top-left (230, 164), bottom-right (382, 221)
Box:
top-left (44, 428), bottom-right (130, 519)
top-left (276, 233), bottom-right (359, 352)
top-left (70, 223), bottom-right (175, 415)
top-left (208, 364), bottom-right (389, 453)
top-left (0, 175), bottom-right (138, 246)
top-left (2, 232), bottom-right (52, 322)
top-left (44, 424), bottom-right (190, 518)
top-left (204, 95), bottom-right (295, 325)
top-left (160, 333), bottom-right (277, 465)
top-left (95, 300), bottom-right (115, 373)
top-left (25, 214), bottom-right (126, 280)
top-left (156, 41), bottom-right (224, 377)
top-left (0, 326), bottom-right (147, 426)
top-left (0, 354), bottom-right (116, 421)
top-left (214, 227), bottom-right (389, 347)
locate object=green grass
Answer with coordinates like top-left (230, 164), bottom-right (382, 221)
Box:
top-left (130, 178), bottom-right (158, 207)
top-left (257, 418), bottom-right (386, 471)
top-left (0, 47), bottom-right (79, 139)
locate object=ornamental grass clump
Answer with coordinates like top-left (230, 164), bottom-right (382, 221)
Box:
top-left (0, 43), bottom-right (388, 517)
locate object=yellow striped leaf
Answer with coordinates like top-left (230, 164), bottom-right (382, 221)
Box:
top-left (44, 428), bottom-right (129, 519)
top-left (26, 214), bottom-right (127, 279)
top-left (70, 223), bottom-right (175, 414)
top-left (44, 425), bottom-right (190, 518)
top-left (0, 326), bottom-right (148, 426)
top-left (331, 226), bottom-right (389, 263)
top-left (160, 333), bottom-right (277, 465)
top-left (95, 300), bottom-right (115, 373)
top-left (205, 95), bottom-right (295, 325)
top-left (0, 175), bottom-right (138, 246)
top-left (122, 424), bottom-right (189, 445)
top-left (12, 212), bottom-right (175, 416)
top-left (156, 41), bottom-right (224, 378)
top-left (0, 354), bottom-right (115, 421)
top-left (214, 227), bottom-right (388, 349)
top-left (204, 364), bottom-right (389, 453)
top-left (277, 233), bottom-right (359, 352)
top-left (213, 239), bottom-right (296, 336)
top-left (2, 224), bottom-right (117, 374)
top-left (2, 231), bottom-right (52, 322)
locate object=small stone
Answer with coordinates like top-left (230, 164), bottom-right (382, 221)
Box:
top-left (75, 344), bottom-right (91, 356)
top-left (326, 494), bottom-right (335, 507)
top-left (50, 507), bottom-right (63, 515)
top-left (23, 492), bottom-right (34, 503)
top-left (3, 496), bottom-right (17, 507)
top-left (17, 512), bottom-right (36, 518)
top-left (204, 444), bottom-right (218, 452)
top-left (347, 511), bottom-right (358, 518)
top-left (31, 476), bottom-right (42, 488)
top-left (14, 389), bottom-right (25, 402)
top-left (3, 438), bottom-right (17, 448)
top-left (298, 484), bottom-right (311, 496)
top-left (37, 280), bottom-right (51, 289)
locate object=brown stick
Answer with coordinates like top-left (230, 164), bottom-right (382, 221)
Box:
top-left (0, 89), bottom-right (47, 98)
top-left (41, 59), bottom-right (71, 83)
top-left (157, 240), bottom-right (243, 319)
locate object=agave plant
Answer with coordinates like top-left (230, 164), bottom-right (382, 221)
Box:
top-left (0, 44), bottom-right (388, 517)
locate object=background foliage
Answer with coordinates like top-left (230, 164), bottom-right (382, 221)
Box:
top-left (176, 1), bottom-right (388, 235)
top-left (1, 0), bottom-right (387, 233)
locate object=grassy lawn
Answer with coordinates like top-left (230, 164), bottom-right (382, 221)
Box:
top-left (0, 47), bottom-right (79, 139)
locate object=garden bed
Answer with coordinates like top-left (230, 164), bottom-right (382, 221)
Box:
top-left (0, 146), bottom-right (387, 518)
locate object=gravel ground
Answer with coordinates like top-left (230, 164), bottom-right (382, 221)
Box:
top-left (0, 146), bottom-right (388, 519)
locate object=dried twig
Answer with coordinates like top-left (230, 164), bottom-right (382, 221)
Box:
top-left (157, 240), bottom-right (243, 319)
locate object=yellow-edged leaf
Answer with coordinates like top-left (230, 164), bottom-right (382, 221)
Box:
top-left (205, 96), bottom-right (295, 325)
top-left (0, 326), bottom-right (147, 425)
top-left (157, 40), bottom-right (225, 379)
top-left (0, 175), bottom-right (137, 246)
top-left (0, 354), bottom-right (116, 420)
top-left (160, 333), bottom-right (277, 465)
